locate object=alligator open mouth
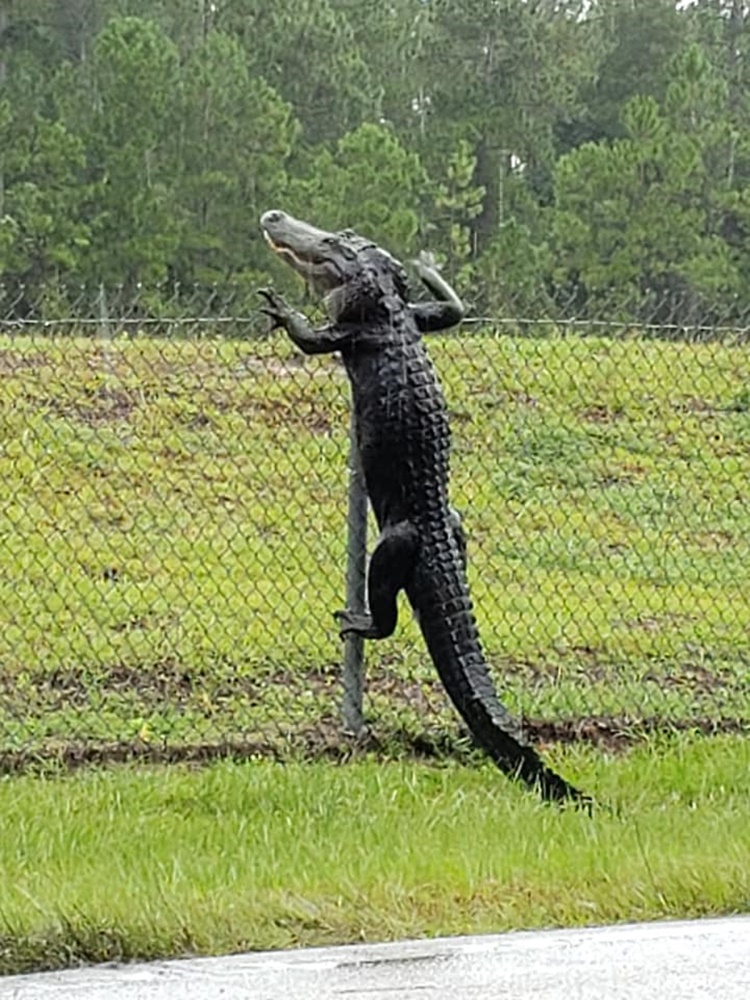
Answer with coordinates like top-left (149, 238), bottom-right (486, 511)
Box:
top-left (261, 218), bottom-right (345, 295)
top-left (261, 229), bottom-right (312, 269)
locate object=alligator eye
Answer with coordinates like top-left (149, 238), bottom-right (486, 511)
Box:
top-left (340, 229), bottom-right (355, 238)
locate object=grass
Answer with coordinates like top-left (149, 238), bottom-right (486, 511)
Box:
top-left (0, 734), bottom-right (748, 975)
top-left (1, 328), bottom-right (747, 974)
top-left (0, 329), bottom-right (749, 754)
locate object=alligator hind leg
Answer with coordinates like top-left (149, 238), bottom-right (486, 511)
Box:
top-left (335, 521), bottom-right (419, 639)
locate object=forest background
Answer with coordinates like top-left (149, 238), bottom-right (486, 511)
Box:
top-left (1, 0), bottom-right (749, 327)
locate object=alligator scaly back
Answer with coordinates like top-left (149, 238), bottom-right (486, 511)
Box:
top-left (259, 209), bottom-right (592, 808)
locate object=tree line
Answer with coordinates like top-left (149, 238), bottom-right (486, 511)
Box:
top-left (1, 0), bottom-right (749, 326)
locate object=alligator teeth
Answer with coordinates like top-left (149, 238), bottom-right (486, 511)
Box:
top-left (262, 230), bottom-right (280, 251)
top-left (263, 231), bottom-right (312, 271)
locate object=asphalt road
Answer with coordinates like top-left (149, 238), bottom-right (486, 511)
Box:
top-left (1, 916), bottom-right (748, 999)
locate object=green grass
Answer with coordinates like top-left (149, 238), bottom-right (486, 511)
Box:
top-left (0, 735), bottom-right (748, 974)
top-left (0, 330), bottom-right (748, 754)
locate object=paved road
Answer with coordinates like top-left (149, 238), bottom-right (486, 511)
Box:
top-left (1, 916), bottom-right (748, 999)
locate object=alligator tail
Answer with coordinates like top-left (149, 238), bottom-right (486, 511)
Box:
top-left (407, 554), bottom-right (592, 808)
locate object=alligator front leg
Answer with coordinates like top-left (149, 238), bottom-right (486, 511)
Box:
top-left (335, 521), bottom-right (420, 639)
top-left (258, 287), bottom-right (351, 355)
top-left (410, 253), bottom-right (464, 333)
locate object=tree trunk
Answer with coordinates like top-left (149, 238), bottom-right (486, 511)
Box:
top-left (0, 2), bottom-right (8, 219)
top-left (726, 0), bottom-right (746, 116)
top-left (474, 139), bottom-right (506, 255)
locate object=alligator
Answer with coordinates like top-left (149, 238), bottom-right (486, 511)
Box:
top-left (258, 209), bottom-right (591, 807)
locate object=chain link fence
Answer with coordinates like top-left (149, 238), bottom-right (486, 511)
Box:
top-left (1, 284), bottom-right (749, 770)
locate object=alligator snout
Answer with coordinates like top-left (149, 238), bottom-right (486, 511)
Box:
top-left (260, 210), bottom-right (285, 228)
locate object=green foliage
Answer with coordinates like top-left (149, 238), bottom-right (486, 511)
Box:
top-left (290, 124), bottom-right (428, 255)
top-left (478, 216), bottom-right (554, 316)
top-left (173, 29), bottom-right (298, 286)
top-left (551, 43), bottom-right (745, 320)
top-left (0, 101), bottom-right (90, 306)
top-left (420, 0), bottom-right (590, 248)
top-left (217, 0), bottom-right (376, 143)
top-left (1, 2), bottom-right (750, 317)
top-left (433, 140), bottom-right (485, 286)
top-left (70, 16), bottom-right (182, 286)
top-left (581, 0), bottom-right (691, 142)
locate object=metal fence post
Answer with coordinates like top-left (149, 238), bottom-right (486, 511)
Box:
top-left (341, 409), bottom-right (368, 735)
top-left (97, 282), bottom-right (110, 339)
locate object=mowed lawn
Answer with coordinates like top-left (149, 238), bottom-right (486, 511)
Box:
top-left (0, 329), bottom-right (748, 974)
top-left (0, 329), bottom-right (748, 753)
top-left (0, 736), bottom-right (748, 975)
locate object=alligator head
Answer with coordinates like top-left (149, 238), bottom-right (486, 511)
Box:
top-left (260, 210), bottom-right (409, 321)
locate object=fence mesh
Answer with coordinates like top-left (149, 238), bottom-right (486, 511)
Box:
top-left (1, 284), bottom-right (748, 769)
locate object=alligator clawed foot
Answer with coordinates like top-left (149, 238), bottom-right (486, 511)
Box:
top-left (577, 794), bottom-right (597, 816)
top-left (334, 609), bottom-right (379, 640)
top-left (257, 287), bottom-right (291, 330)
top-left (411, 250), bottom-right (439, 276)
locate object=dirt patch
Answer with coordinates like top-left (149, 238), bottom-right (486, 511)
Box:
top-left (579, 403), bottom-right (624, 423)
top-left (673, 396), bottom-right (721, 415)
top-left (3, 653), bottom-right (740, 714)
top-left (237, 396), bottom-right (335, 435)
top-left (0, 349), bottom-right (50, 375)
top-left (526, 714), bottom-right (748, 752)
top-left (1, 661), bottom-right (341, 713)
top-left (694, 530), bottom-right (734, 550)
top-left (2, 656), bottom-right (746, 774)
top-left (44, 385), bottom-right (139, 425)
top-left (0, 714), bottom-right (746, 775)
top-left (240, 355), bottom-right (342, 379)
top-left (507, 390), bottom-right (540, 407)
